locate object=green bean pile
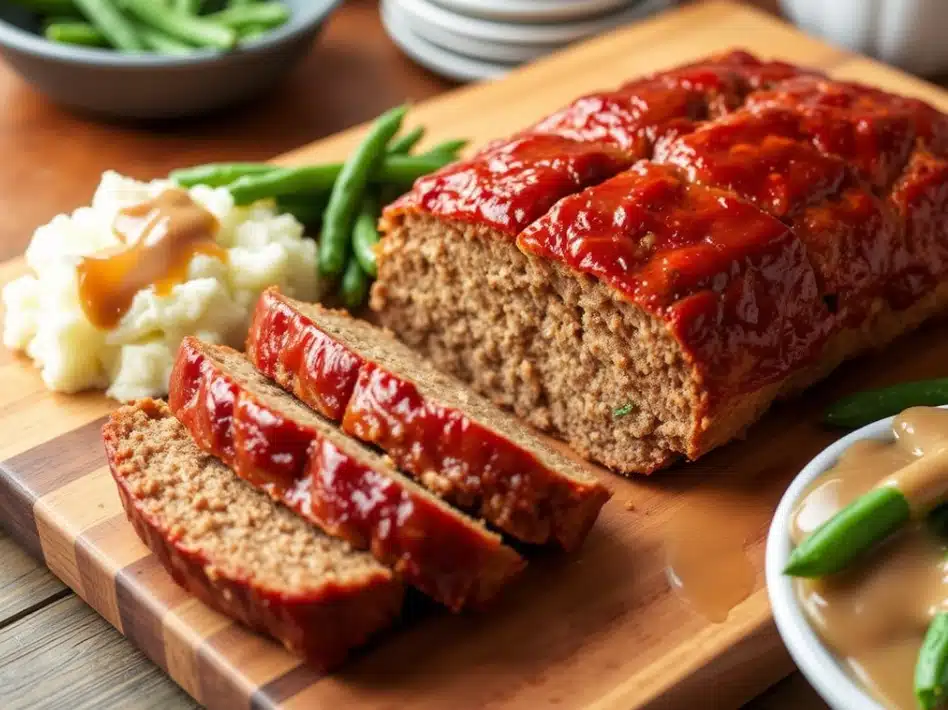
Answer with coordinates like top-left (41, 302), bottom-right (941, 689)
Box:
top-left (12, 0), bottom-right (291, 53)
top-left (170, 105), bottom-right (468, 309)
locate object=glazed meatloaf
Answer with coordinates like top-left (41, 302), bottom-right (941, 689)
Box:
top-left (104, 399), bottom-right (403, 669)
top-left (246, 288), bottom-right (611, 551)
top-left (168, 336), bottom-right (524, 611)
top-left (373, 50), bottom-right (948, 474)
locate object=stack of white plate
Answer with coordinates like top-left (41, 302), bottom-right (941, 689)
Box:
top-left (381, 0), bottom-right (674, 82)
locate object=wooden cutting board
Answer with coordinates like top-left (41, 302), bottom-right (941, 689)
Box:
top-left (2, 2), bottom-right (948, 708)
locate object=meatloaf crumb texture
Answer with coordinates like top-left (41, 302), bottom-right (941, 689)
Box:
top-left (374, 50), bottom-right (948, 474)
top-left (246, 288), bottom-right (612, 550)
top-left (169, 337), bottom-right (524, 611)
top-left (104, 399), bottom-right (402, 669)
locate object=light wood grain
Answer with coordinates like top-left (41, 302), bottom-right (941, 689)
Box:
top-left (0, 3), bottom-right (946, 709)
top-left (0, 594), bottom-right (198, 710)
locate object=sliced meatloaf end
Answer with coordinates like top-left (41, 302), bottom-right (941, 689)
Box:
top-left (376, 163), bottom-right (833, 473)
top-left (168, 338), bottom-right (524, 611)
top-left (246, 288), bottom-right (612, 551)
top-left (104, 399), bottom-right (402, 669)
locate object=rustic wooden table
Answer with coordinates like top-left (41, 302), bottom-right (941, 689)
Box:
top-left (0, 0), bottom-right (891, 707)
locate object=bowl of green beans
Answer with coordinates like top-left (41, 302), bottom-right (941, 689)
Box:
top-left (0, 0), bottom-right (340, 119)
top-left (767, 403), bottom-right (948, 710)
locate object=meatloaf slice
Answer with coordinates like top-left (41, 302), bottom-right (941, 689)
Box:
top-left (168, 337), bottom-right (524, 611)
top-left (104, 399), bottom-right (402, 669)
top-left (246, 288), bottom-right (612, 550)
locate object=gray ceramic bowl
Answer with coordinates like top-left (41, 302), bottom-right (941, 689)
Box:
top-left (0, 0), bottom-right (341, 119)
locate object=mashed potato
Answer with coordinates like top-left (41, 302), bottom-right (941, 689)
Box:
top-left (2, 171), bottom-right (320, 401)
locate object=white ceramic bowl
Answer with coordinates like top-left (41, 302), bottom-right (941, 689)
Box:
top-left (429, 0), bottom-right (638, 23)
top-left (381, 0), bottom-right (512, 82)
top-left (766, 404), bottom-right (948, 710)
top-left (393, 0), bottom-right (671, 46)
top-left (780, 0), bottom-right (948, 75)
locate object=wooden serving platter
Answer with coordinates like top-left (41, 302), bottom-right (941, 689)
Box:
top-left (2, 3), bottom-right (948, 708)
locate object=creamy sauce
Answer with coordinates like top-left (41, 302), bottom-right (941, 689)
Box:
top-left (665, 491), bottom-right (760, 622)
top-left (77, 188), bottom-right (223, 329)
top-left (791, 406), bottom-right (948, 710)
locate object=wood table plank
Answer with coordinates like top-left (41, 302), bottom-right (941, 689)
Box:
top-left (0, 528), bottom-right (66, 629)
top-left (0, 594), bottom-right (198, 710)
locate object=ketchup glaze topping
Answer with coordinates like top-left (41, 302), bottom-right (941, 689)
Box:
top-left (386, 51), bottom-right (948, 394)
top-left (388, 133), bottom-right (632, 236)
top-left (517, 162), bottom-right (831, 396)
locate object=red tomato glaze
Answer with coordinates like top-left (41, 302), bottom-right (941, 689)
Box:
top-left (169, 338), bottom-right (523, 611)
top-left (655, 107), bottom-right (848, 219)
top-left (388, 53), bottom-right (816, 233)
top-left (341, 363), bottom-right (611, 550)
top-left (747, 75), bottom-right (948, 160)
top-left (245, 290), bottom-right (611, 550)
top-left (517, 162), bottom-right (832, 399)
top-left (247, 289), bottom-right (364, 422)
top-left (889, 150), bottom-right (948, 306)
top-left (388, 133), bottom-right (632, 236)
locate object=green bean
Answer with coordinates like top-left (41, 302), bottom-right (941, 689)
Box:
top-left (319, 105), bottom-right (407, 278)
top-left (917, 613), bottom-right (948, 709)
top-left (229, 164), bottom-right (339, 205)
top-left (178, 144), bottom-right (458, 200)
top-left (170, 162), bottom-right (275, 187)
top-left (122, 0), bottom-right (237, 49)
top-left (173, 0), bottom-right (201, 13)
top-left (44, 21), bottom-right (108, 47)
top-left (137, 25), bottom-right (195, 54)
top-left (237, 22), bottom-right (269, 40)
top-left (205, 2), bottom-right (289, 29)
top-left (784, 486), bottom-right (911, 577)
top-left (824, 378), bottom-right (948, 428)
top-left (277, 194), bottom-right (327, 227)
top-left (424, 138), bottom-right (468, 157)
top-left (373, 152), bottom-right (454, 184)
top-left (352, 192), bottom-right (381, 278)
top-left (387, 126), bottom-right (425, 155)
top-left (338, 257), bottom-right (369, 310)
top-left (74, 0), bottom-right (145, 51)
top-left (227, 153), bottom-right (453, 206)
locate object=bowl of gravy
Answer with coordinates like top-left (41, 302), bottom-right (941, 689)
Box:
top-left (767, 405), bottom-right (948, 710)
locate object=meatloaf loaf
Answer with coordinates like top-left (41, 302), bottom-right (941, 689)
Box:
top-left (372, 50), bottom-right (948, 474)
top-left (168, 336), bottom-right (524, 611)
top-left (246, 288), bottom-right (611, 551)
top-left (104, 399), bottom-right (403, 669)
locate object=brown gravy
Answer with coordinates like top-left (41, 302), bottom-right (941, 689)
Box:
top-left (791, 406), bottom-right (948, 709)
top-left (665, 491), bottom-right (759, 622)
top-left (77, 188), bottom-right (222, 329)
